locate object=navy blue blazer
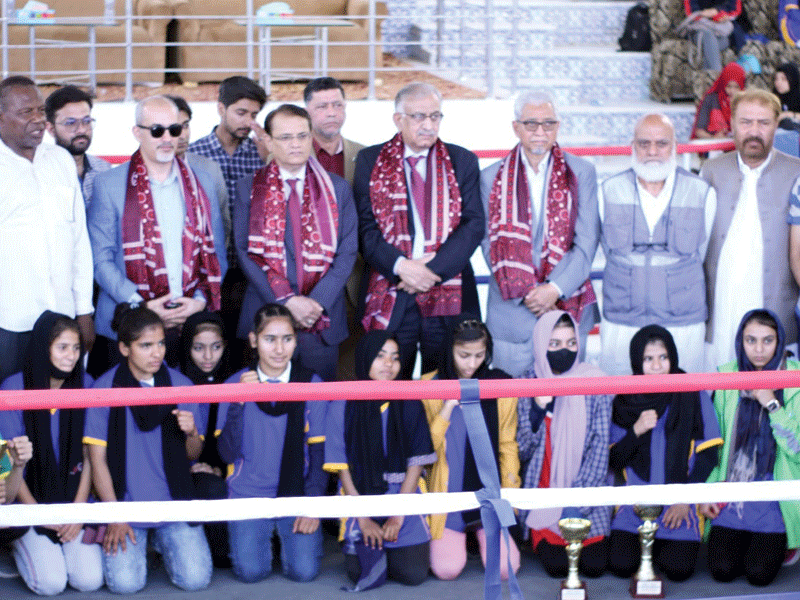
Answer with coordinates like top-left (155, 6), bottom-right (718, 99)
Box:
top-left (88, 160), bottom-right (229, 340)
top-left (353, 140), bottom-right (484, 328)
top-left (233, 169), bottom-right (358, 344)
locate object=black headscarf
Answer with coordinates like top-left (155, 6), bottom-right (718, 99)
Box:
top-left (775, 63), bottom-right (800, 113)
top-left (107, 361), bottom-right (194, 502)
top-left (437, 314), bottom-right (505, 523)
top-left (731, 309), bottom-right (785, 481)
top-left (344, 331), bottom-right (433, 495)
top-left (179, 311), bottom-right (233, 471)
top-left (611, 325), bottom-right (703, 484)
top-left (21, 311), bottom-right (86, 517)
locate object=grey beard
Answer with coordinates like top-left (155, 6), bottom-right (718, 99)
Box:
top-left (631, 153), bottom-right (677, 183)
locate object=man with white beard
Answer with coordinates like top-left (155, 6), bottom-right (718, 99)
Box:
top-left (598, 114), bottom-right (717, 374)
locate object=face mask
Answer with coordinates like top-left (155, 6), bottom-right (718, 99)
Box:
top-left (547, 349), bottom-right (577, 374)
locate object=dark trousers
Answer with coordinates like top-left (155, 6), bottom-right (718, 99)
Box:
top-left (0, 328), bottom-right (32, 384)
top-left (536, 536), bottom-right (608, 579)
top-left (393, 302), bottom-right (455, 380)
top-left (708, 525), bottom-right (787, 586)
top-left (346, 541), bottom-right (430, 586)
top-left (192, 472), bottom-right (231, 569)
top-left (608, 529), bottom-right (699, 582)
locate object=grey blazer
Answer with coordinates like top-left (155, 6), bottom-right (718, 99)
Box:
top-left (702, 149), bottom-right (800, 344)
top-left (233, 169), bottom-right (358, 345)
top-left (480, 151), bottom-right (601, 345)
top-left (88, 160), bottom-right (229, 339)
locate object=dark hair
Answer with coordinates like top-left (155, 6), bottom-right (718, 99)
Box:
top-left (218, 76), bottom-right (267, 109)
top-left (49, 315), bottom-right (81, 347)
top-left (111, 303), bottom-right (164, 346)
top-left (165, 94), bottom-right (191, 119)
top-left (554, 313), bottom-right (574, 329)
top-left (742, 309), bottom-right (779, 334)
top-left (252, 303), bottom-right (295, 336)
top-left (303, 77), bottom-right (345, 103)
top-left (0, 76), bottom-right (36, 111)
top-left (439, 315), bottom-right (493, 379)
top-left (44, 85), bottom-right (93, 123)
top-left (263, 104), bottom-right (312, 136)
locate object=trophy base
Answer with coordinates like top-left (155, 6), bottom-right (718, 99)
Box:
top-left (560, 582), bottom-right (587, 600)
top-left (629, 576), bottom-right (664, 598)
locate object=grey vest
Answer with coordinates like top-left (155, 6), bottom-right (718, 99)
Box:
top-left (601, 168), bottom-right (710, 327)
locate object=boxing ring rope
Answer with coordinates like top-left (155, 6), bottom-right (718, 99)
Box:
top-left (1, 369), bottom-right (800, 529)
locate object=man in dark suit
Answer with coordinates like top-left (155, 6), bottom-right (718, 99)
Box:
top-left (234, 104), bottom-right (357, 382)
top-left (354, 82), bottom-right (484, 378)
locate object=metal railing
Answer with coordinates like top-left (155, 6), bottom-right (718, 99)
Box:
top-left (0, 0), bottom-right (561, 100)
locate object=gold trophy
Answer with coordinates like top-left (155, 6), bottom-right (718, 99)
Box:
top-left (558, 518), bottom-right (591, 600)
top-left (0, 439), bottom-right (9, 478)
top-left (630, 505), bottom-right (664, 598)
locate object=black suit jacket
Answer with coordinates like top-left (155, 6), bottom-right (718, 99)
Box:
top-left (233, 169), bottom-right (358, 343)
top-left (353, 140), bottom-right (484, 329)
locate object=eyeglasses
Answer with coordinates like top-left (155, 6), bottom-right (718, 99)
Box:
top-left (403, 112), bottom-right (443, 124)
top-left (634, 139), bottom-right (671, 151)
top-left (273, 132), bottom-right (311, 143)
top-left (136, 123), bottom-right (183, 138)
top-left (517, 119), bottom-right (559, 132)
top-left (55, 116), bottom-right (95, 132)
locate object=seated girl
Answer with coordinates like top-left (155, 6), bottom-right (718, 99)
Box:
top-left (178, 310), bottom-right (233, 568)
top-left (219, 303), bottom-right (326, 584)
top-left (324, 331), bottom-right (435, 590)
top-left (421, 316), bottom-right (521, 580)
top-left (607, 325), bottom-right (722, 582)
top-left (0, 311), bottom-right (103, 595)
top-left (700, 309), bottom-right (800, 586)
top-left (84, 305), bottom-right (212, 594)
top-left (517, 311), bottom-right (612, 578)
top-left (691, 62), bottom-right (746, 139)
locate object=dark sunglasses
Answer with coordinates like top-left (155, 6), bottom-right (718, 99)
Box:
top-left (136, 123), bottom-right (183, 138)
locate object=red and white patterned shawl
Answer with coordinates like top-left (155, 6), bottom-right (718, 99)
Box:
top-left (487, 142), bottom-right (595, 321)
top-left (361, 133), bottom-right (463, 331)
top-left (247, 156), bottom-right (338, 333)
top-left (122, 150), bottom-right (222, 311)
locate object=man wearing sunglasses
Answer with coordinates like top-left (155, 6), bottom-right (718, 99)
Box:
top-left (354, 82), bottom-right (484, 380)
top-left (598, 114), bottom-right (716, 375)
top-left (88, 96), bottom-right (228, 367)
top-left (481, 89), bottom-right (599, 378)
top-left (44, 85), bottom-right (110, 210)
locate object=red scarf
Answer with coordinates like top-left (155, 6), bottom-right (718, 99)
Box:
top-left (690, 62), bottom-right (746, 138)
top-left (487, 143), bottom-right (595, 321)
top-left (122, 151), bottom-right (221, 310)
top-left (362, 133), bottom-right (463, 331)
top-left (247, 157), bottom-right (338, 333)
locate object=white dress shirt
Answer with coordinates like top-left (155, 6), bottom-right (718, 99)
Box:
top-left (0, 139), bottom-right (93, 331)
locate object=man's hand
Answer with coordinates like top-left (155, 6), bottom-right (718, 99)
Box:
top-left (633, 409), bottom-right (659, 437)
top-left (165, 296), bottom-right (207, 328)
top-left (285, 296), bottom-right (323, 329)
top-left (293, 516), bottom-right (320, 535)
top-left (397, 256), bottom-right (441, 294)
top-left (357, 517), bottom-right (384, 549)
top-left (145, 294), bottom-right (184, 329)
top-left (7, 436), bottom-right (32, 467)
top-left (523, 283), bottom-right (560, 316)
top-left (103, 522), bottom-right (136, 555)
top-left (76, 314), bottom-right (95, 354)
top-left (172, 409), bottom-right (198, 437)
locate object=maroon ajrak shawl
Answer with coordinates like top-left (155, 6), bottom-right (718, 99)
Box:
top-left (487, 143), bottom-right (595, 321)
top-left (122, 151), bottom-right (222, 311)
top-left (362, 133), bottom-right (463, 331)
top-left (247, 157), bottom-right (338, 333)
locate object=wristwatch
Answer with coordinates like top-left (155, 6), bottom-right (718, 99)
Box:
top-left (765, 399), bottom-right (780, 414)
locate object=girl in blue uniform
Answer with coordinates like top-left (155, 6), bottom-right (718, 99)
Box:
top-left (219, 303), bottom-right (327, 583)
top-left (607, 325), bottom-right (722, 582)
top-left (324, 330), bottom-right (436, 590)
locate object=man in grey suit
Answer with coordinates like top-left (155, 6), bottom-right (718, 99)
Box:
top-left (481, 90), bottom-right (600, 377)
top-left (702, 88), bottom-right (800, 367)
top-left (234, 104), bottom-right (357, 382)
top-left (88, 95), bottom-right (228, 365)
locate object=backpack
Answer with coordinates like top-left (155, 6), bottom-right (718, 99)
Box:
top-left (619, 2), bottom-right (651, 52)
